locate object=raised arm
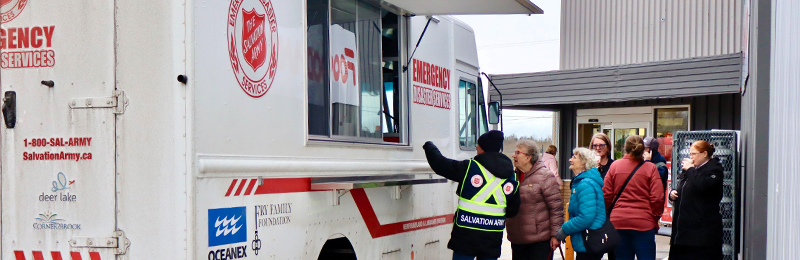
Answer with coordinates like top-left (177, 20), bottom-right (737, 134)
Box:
top-left (422, 141), bottom-right (469, 183)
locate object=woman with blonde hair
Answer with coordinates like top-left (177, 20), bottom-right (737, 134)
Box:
top-left (554, 148), bottom-right (605, 260)
top-left (540, 145), bottom-right (563, 188)
top-left (668, 140), bottom-right (724, 260)
top-left (507, 140), bottom-right (563, 260)
top-left (590, 133), bottom-right (614, 179)
top-left (603, 135), bottom-right (665, 260)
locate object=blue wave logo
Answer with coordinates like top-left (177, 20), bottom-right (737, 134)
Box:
top-left (208, 207), bottom-right (247, 247)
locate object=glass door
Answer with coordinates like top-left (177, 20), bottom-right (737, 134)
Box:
top-left (609, 122), bottom-right (650, 159)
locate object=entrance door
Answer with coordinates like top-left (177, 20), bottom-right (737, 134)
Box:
top-left (609, 122), bottom-right (650, 159)
top-left (1, 1), bottom-right (120, 259)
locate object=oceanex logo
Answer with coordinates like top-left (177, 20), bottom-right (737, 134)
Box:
top-left (208, 206), bottom-right (248, 260)
top-left (209, 206), bottom-right (247, 247)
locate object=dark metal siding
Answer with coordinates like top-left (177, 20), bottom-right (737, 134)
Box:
top-left (488, 53), bottom-right (743, 106)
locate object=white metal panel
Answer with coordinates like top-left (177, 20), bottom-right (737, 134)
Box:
top-left (383, 0), bottom-right (543, 15)
top-left (453, 20), bottom-right (479, 69)
top-left (768, 0), bottom-right (800, 258)
top-left (560, 0), bottom-right (743, 70)
top-left (0, 1), bottom-right (118, 259)
top-left (192, 1), bottom-right (469, 258)
top-left (113, 0), bottom-right (189, 259)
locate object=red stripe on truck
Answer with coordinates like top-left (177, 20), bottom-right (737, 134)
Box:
top-left (221, 178), bottom-right (453, 238)
top-left (234, 179), bottom-right (247, 196)
top-left (350, 188), bottom-right (453, 238)
top-left (225, 179), bottom-right (238, 196)
top-left (12, 251), bottom-right (98, 260)
top-left (225, 178), bottom-right (312, 196)
top-left (244, 179), bottom-right (257, 195)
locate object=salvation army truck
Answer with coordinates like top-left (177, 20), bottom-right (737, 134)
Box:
top-left (0, 0), bottom-right (543, 259)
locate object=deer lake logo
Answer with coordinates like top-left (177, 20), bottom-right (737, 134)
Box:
top-left (33, 211), bottom-right (81, 230)
top-left (227, 0), bottom-right (279, 98)
top-left (0, 0), bottom-right (28, 23)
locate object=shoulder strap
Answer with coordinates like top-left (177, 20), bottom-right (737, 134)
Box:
top-left (608, 161), bottom-right (645, 214)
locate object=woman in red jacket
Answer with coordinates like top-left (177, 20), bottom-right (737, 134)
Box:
top-left (602, 135), bottom-right (665, 260)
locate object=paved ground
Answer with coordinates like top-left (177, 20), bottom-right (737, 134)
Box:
top-left (499, 228), bottom-right (672, 260)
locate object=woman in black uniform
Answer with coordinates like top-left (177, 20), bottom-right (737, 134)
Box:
top-left (590, 133), bottom-right (614, 180)
top-left (668, 140), bottom-right (724, 260)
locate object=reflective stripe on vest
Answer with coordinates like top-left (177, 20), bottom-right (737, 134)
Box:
top-left (457, 161), bottom-right (508, 217)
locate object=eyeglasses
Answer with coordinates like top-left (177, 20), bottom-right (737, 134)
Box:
top-left (690, 152), bottom-right (701, 157)
top-left (514, 151), bottom-right (529, 156)
top-left (591, 144), bottom-right (607, 149)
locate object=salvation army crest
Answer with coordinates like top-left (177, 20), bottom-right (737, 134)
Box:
top-left (227, 0), bottom-right (279, 98)
top-left (0, 0), bottom-right (28, 23)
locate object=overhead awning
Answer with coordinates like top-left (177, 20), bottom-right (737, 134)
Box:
top-left (384, 0), bottom-right (544, 15)
top-left (489, 53), bottom-right (743, 107)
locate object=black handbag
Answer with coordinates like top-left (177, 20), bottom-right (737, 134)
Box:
top-left (580, 162), bottom-right (644, 254)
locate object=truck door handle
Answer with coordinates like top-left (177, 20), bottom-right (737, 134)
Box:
top-left (2, 91), bottom-right (16, 129)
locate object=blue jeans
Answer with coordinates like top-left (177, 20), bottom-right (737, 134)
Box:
top-left (614, 228), bottom-right (656, 260)
top-left (452, 251), bottom-right (497, 260)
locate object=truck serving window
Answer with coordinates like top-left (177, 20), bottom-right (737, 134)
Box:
top-left (459, 79), bottom-right (488, 149)
top-left (307, 0), bottom-right (404, 143)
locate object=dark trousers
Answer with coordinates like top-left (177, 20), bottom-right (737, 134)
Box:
top-left (669, 245), bottom-right (723, 260)
top-left (613, 228), bottom-right (656, 260)
top-left (575, 252), bottom-right (604, 260)
top-left (511, 240), bottom-right (552, 260)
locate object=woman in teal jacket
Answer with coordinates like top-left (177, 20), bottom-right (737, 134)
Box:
top-left (556, 147), bottom-right (607, 260)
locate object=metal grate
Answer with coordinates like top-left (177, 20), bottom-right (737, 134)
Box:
top-left (671, 131), bottom-right (738, 260)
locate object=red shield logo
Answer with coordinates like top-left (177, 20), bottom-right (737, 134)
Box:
top-left (471, 175), bottom-right (483, 188)
top-left (227, 0), bottom-right (279, 98)
top-left (0, 0), bottom-right (28, 23)
top-left (503, 183), bottom-right (514, 195)
top-left (241, 8), bottom-right (267, 71)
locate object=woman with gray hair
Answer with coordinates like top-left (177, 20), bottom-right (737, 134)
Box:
top-left (555, 148), bottom-right (606, 260)
top-left (507, 140), bottom-right (564, 260)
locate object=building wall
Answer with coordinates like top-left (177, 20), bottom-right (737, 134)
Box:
top-left (560, 0), bottom-right (744, 70)
top-left (544, 94), bottom-right (741, 179)
top-left (767, 0), bottom-right (800, 257)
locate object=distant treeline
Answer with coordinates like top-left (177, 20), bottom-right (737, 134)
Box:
top-left (502, 135), bottom-right (554, 159)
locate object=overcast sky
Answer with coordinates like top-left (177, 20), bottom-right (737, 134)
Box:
top-left (455, 0), bottom-right (561, 139)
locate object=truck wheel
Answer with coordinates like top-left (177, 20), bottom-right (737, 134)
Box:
top-left (317, 237), bottom-right (357, 260)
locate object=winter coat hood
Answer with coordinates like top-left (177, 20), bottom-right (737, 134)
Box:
top-left (573, 167), bottom-right (604, 188)
top-left (474, 152), bottom-right (515, 179)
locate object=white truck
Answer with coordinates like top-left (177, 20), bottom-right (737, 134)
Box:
top-left (0, 0), bottom-right (542, 259)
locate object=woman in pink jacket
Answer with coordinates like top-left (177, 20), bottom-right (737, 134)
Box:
top-left (540, 145), bottom-right (563, 188)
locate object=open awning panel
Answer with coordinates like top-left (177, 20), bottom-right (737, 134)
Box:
top-left (384, 0), bottom-right (544, 15)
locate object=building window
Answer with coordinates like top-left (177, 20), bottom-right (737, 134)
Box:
top-left (654, 107), bottom-right (689, 161)
top-left (306, 0), bottom-right (404, 143)
top-left (459, 79), bottom-right (488, 149)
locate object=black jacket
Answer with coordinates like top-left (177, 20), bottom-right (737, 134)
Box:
top-left (598, 158), bottom-right (615, 180)
top-left (670, 158), bottom-right (724, 247)
top-left (423, 142), bottom-right (520, 258)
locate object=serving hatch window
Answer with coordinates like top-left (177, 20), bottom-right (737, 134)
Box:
top-left (307, 0), bottom-right (404, 143)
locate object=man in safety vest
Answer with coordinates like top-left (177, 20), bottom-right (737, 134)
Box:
top-left (423, 130), bottom-right (520, 260)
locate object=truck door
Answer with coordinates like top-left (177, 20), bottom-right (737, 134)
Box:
top-left (1, 0), bottom-right (125, 259)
